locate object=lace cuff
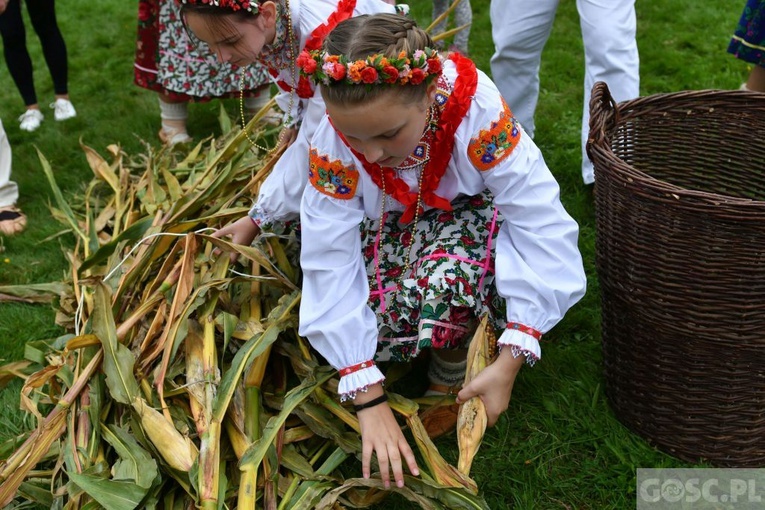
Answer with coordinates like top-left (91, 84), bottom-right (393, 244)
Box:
top-left (497, 327), bottom-right (541, 366)
top-left (337, 365), bottom-right (386, 402)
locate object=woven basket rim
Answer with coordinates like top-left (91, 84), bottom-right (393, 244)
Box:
top-left (588, 86), bottom-right (765, 213)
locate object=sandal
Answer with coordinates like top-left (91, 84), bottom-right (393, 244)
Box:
top-left (0, 205), bottom-right (27, 236)
top-left (158, 127), bottom-right (192, 146)
top-left (419, 383), bottom-right (461, 439)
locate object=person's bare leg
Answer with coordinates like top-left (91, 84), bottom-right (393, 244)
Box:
top-left (745, 65), bottom-right (765, 92)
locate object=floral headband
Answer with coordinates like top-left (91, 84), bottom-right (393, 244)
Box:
top-left (297, 48), bottom-right (442, 86)
top-left (178, 0), bottom-right (259, 15)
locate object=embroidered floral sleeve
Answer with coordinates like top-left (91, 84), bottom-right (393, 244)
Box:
top-left (308, 148), bottom-right (360, 199)
top-left (248, 201), bottom-right (273, 229)
top-left (468, 98), bottom-right (522, 172)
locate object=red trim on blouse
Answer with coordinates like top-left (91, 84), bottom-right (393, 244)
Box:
top-left (506, 322), bottom-right (543, 341)
top-left (270, 0), bottom-right (357, 99)
top-left (339, 359), bottom-right (376, 376)
top-left (340, 53), bottom-right (479, 223)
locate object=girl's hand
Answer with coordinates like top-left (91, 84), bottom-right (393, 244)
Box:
top-left (212, 216), bottom-right (260, 262)
top-left (0, 0), bottom-right (7, 15)
top-left (355, 385), bottom-right (420, 488)
top-left (455, 348), bottom-right (524, 426)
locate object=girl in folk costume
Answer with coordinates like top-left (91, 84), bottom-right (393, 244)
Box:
top-left (298, 14), bottom-right (586, 488)
top-left (178, 0), bottom-right (400, 247)
top-left (135, 0), bottom-right (272, 145)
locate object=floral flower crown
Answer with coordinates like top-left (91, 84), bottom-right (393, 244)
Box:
top-left (297, 47), bottom-right (442, 86)
top-left (178, 0), bottom-right (259, 15)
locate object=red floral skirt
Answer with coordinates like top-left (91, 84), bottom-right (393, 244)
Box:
top-left (362, 191), bottom-right (506, 362)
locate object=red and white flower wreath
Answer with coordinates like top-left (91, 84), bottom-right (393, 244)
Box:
top-left (298, 47), bottom-right (443, 86)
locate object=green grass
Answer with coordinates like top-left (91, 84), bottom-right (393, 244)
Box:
top-left (0, 0), bottom-right (747, 508)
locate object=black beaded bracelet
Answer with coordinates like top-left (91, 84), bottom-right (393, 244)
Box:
top-left (353, 393), bottom-right (388, 412)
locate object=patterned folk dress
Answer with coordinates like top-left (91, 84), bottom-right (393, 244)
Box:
top-left (298, 55), bottom-right (587, 400)
top-left (728, 0), bottom-right (765, 66)
top-left (134, 0), bottom-right (269, 101)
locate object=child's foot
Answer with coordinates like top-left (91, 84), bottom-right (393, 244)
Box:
top-left (18, 109), bottom-right (43, 132)
top-left (158, 127), bottom-right (192, 146)
top-left (51, 98), bottom-right (77, 121)
top-left (0, 205), bottom-right (27, 236)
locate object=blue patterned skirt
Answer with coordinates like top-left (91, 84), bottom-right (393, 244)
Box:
top-left (728, 0), bottom-right (765, 66)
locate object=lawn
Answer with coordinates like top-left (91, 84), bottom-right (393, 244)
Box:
top-left (0, 0), bottom-right (749, 508)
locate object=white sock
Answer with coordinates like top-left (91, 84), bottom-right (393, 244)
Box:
top-left (158, 98), bottom-right (188, 121)
top-left (158, 99), bottom-right (188, 136)
top-left (426, 352), bottom-right (466, 395)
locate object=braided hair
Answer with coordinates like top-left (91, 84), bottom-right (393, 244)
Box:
top-left (321, 14), bottom-right (435, 106)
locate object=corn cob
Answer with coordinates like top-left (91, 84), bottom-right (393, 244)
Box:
top-left (457, 316), bottom-right (491, 475)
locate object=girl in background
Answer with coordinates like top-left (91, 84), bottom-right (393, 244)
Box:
top-left (179, 0), bottom-right (399, 246)
top-left (728, 0), bottom-right (765, 92)
top-left (135, 0), bottom-right (272, 145)
top-left (0, 0), bottom-right (76, 132)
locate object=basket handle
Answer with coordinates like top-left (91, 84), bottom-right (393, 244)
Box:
top-left (586, 81), bottom-right (619, 162)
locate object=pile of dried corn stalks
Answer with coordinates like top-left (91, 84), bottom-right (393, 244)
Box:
top-left (0, 107), bottom-right (491, 509)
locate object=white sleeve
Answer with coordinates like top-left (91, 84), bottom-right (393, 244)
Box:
top-left (249, 94), bottom-right (327, 226)
top-left (458, 93), bottom-right (586, 362)
top-left (487, 135), bottom-right (586, 361)
top-left (297, 147), bottom-right (383, 400)
top-left (483, 133), bottom-right (587, 359)
top-left (274, 87), bottom-right (308, 128)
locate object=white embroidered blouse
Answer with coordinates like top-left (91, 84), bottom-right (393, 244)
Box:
top-left (250, 0), bottom-right (396, 227)
top-left (298, 59), bottom-right (588, 400)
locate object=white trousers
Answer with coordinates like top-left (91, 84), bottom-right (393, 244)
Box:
top-left (490, 0), bottom-right (639, 184)
top-left (432, 0), bottom-right (473, 53)
top-left (0, 119), bottom-right (19, 208)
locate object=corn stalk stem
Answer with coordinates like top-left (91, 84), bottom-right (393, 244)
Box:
top-left (426, 0), bottom-right (464, 32)
top-left (0, 351), bottom-right (103, 506)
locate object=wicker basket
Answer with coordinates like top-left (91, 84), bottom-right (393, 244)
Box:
top-left (587, 82), bottom-right (765, 466)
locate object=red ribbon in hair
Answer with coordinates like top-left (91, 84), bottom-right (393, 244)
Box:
top-left (305, 0), bottom-right (357, 51)
top-left (271, 0), bottom-right (357, 98)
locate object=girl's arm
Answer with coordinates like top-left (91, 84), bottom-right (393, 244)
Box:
top-left (456, 347), bottom-right (524, 426)
top-left (298, 180), bottom-right (384, 398)
top-left (246, 93), bottom-right (330, 232)
top-left (298, 142), bottom-right (419, 484)
top-left (354, 383), bottom-right (419, 487)
top-left (455, 85), bottom-right (587, 421)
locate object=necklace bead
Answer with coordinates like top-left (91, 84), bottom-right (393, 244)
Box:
top-left (239, 0), bottom-right (297, 153)
top-left (373, 102), bottom-right (440, 287)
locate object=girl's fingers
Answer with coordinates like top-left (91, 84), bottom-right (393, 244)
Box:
top-left (361, 441), bottom-right (373, 479)
top-left (387, 447), bottom-right (405, 488)
top-left (456, 383), bottom-right (477, 404)
top-left (400, 440), bottom-right (420, 476)
top-left (211, 226), bottom-right (231, 239)
top-left (377, 447), bottom-right (391, 488)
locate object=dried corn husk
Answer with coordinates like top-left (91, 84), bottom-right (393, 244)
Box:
top-left (0, 104), bottom-right (489, 508)
top-left (457, 316), bottom-right (492, 476)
